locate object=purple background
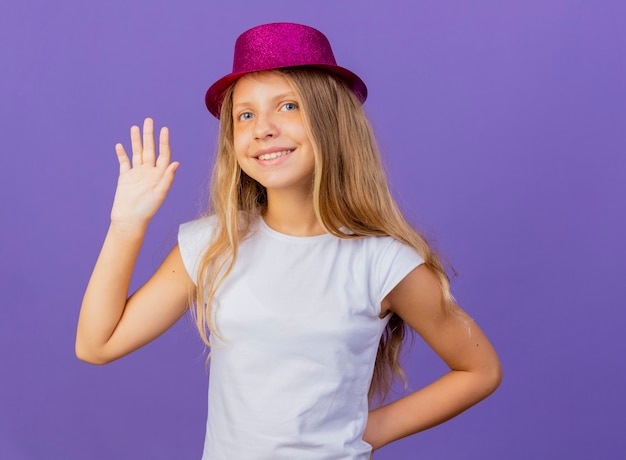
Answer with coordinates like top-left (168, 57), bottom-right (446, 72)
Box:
top-left (1, 1), bottom-right (624, 458)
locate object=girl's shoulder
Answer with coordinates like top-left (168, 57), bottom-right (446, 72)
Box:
top-left (178, 215), bottom-right (218, 281)
top-left (360, 234), bottom-right (425, 269)
top-left (179, 214), bottom-right (218, 235)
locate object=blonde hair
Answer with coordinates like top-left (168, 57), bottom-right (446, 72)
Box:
top-left (193, 68), bottom-right (456, 403)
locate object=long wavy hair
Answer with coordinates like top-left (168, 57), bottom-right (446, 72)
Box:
top-left (193, 67), bottom-right (456, 403)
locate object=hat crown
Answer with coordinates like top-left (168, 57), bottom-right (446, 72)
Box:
top-left (205, 22), bottom-right (367, 118)
top-left (232, 23), bottom-right (338, 73)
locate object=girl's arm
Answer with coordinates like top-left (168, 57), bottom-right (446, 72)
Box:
top-left (76, 118), bottom-right (195, 364)
top-left (363, 264), bottom-right (502, 450)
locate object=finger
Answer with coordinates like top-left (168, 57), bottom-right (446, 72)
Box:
top-left (142, 118), bottom-right (156, 165)
top-left (156, 126), bottom-right (171, 169)
top-left (115, 143), bottom-right (131, 174)
top-left (130, 125), bottom-right (143, 167)
top-left (154, 161), bottom-right (180, 197)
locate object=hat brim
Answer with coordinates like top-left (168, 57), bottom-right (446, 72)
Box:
top-left (205, 64), bottom-right (367, 119)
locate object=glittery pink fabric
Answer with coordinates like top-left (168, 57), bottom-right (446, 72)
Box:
top-left (205, 23), bottom-right (367, 118)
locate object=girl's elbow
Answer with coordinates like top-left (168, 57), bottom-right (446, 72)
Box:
top-left (75, 341), bottom-right (112, 365)
top-left (483, 356), bottom-right (503, 395)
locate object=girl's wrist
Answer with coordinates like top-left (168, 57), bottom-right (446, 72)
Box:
top-left (364, 407), bottom-right (387, 451)
top-left (108, 219), bottom-right (149, 239)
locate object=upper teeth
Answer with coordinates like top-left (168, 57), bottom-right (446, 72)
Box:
top-left (258, 150), bottom-right (291, 161)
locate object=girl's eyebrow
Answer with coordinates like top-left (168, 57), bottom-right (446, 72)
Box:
top-left (232, 92), bottom-right (297, 111)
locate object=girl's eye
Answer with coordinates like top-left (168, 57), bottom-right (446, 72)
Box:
top-left (281, 102), bottom-right (298, 112)
top-left (238, 112), bottom-right (254, 121)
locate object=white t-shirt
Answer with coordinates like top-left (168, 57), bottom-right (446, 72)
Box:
top-left (178, 215), bottom-right (424, 459)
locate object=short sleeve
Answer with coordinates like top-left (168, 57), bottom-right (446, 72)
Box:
top-left (376, 238), bottom-right (425, 303)
top-left (177, 216), bottom-right (217, 285)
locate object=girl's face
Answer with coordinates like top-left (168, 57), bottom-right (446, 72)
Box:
top-left (231, 72), bottom-right (315, 195)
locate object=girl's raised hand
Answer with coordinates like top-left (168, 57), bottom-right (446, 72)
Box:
top-left (111, 118), bottom-right (179, 229)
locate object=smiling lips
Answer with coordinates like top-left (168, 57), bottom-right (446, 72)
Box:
top-left (256, 149), bottom-right (294, 161)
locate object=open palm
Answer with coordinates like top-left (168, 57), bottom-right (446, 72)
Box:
top-left (111, 118), bottom-right (179, 227)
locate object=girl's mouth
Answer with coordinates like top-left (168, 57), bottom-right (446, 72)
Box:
top-left (257, 149), bottom-right (294, 161)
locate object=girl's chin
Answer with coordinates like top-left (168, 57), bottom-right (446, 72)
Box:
top-left (254, 178), bottom-right (315, 194)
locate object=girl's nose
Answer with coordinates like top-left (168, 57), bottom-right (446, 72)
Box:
top-left (253, 113), bottom-right (279, 140)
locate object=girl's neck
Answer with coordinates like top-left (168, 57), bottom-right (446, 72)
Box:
top-left (263, 190), bottom-right (325, 237)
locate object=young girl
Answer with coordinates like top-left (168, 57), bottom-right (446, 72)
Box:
top-left (76, 23), bottom-right (501, 459)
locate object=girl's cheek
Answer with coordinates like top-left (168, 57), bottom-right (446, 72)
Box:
top-left (233, 125), bottom-right (249, 143)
